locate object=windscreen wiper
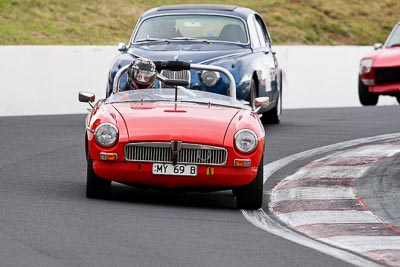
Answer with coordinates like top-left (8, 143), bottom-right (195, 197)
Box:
top-left (171, 37), bottom-right (211, 44)
top-left (134, 38), bottom-right (170, 43)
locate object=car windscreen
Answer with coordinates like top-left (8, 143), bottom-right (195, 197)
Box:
top-left (105, 88), bottom-right (250, 110)
top-left (386, 24), bottom-right (400, 48)
top-left (133, 15), bottom-right (248, 44)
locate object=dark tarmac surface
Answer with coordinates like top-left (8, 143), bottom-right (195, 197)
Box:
top-left (1, 106), bottom-right (399, 267)
top-left (357, 154), bottom-right (400, 228)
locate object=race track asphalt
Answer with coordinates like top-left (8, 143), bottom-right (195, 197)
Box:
top-left (259, 133), bottom-right (400, 266)
top-left (357, 152), bottom-right (400, 227)
top-left (0, 105), bottom-right (399, 267)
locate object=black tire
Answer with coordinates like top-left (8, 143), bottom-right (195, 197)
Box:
top-left (396, 95), bottom-right (400, 105)
top-left (86, 152), bottom-right (111, 199)
top-left (248, 79), bottom-right (257, 110)
top-left (235, 154), bottom-right (264, 210)
top-left (358, 77), bottom-right (378, 106)
top-left (262, 73), bottom-right (282, 124)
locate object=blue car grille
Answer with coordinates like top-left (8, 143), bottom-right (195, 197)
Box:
top-left (124, 142), bottom-right (227, 166)
top-left (160, 70), bottom-right (191, 88)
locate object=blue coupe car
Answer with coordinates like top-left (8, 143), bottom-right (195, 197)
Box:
top-left (107, 4), bottom-right (282, 123)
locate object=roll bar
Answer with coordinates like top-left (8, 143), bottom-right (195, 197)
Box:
top-left (112, 61), bottom-right (237, 100)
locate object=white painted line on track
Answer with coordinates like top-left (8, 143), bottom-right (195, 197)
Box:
top-left (242, 210), bottom-right (382, 267)
top-left (275, 210), bottom-right (383, 227)
top-left (242, 132), bottom-right (400, 267)
top-left (262, 132), bottom-right (400, 184)
top-left (287, 165), bottom-right (369, 180)
top-left (271, 187), bottom-right (354, 203)
top-left (320, 236), bottom-right (400, 253)
top-left (267, 139), bottom-right (400, 265)
top-left (337, 145), bottom-right (400, 158)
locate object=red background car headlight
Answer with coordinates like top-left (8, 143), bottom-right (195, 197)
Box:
top-left (359, 58), bottom-right (373, 74)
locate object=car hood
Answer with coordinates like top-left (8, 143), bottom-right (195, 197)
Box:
top-left (128, 44), bottom-right (251, 64)
top-left (111, 102), bottom-right (239, 145)
top-left (371, 47), bottom-right (400, 67)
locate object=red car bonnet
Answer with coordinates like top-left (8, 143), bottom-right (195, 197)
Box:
top-left (111, 102), bottom-right (240, 145)
top-left (362, 47), bottom-right (400, 66)
top-left (372, 47), bottom-right (400, 67)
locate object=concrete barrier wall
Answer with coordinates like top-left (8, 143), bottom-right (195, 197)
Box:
top-left (0, 45), bottom-right (396, 117)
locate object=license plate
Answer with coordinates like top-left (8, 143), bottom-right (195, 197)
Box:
top-left (152, 163), bottom-right (197, 176)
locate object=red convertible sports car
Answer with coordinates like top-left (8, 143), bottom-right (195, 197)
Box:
top-left (359, 21), bottom-right (400, 106)
top-left (79, 61), bottom-right (268, 209)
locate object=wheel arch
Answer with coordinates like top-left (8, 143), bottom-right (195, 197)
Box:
top-left (85, 133), bottom-right (89, 160)
top-left (252, 71), bottom-right (260, 98)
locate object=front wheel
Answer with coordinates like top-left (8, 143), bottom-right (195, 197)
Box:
top-left (235, 155), bottom-right (264, 210)
top-left (86, 152), bottom-right (111, 199)
top-left (247, 79), bottom-right (257, 110)
top-left (262, 73), bottom-right (282, 124)
top-left (358, 77), bottom-right (378, 106)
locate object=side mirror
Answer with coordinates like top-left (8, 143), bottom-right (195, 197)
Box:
top-left (255, 97), bottom-right (269, 108)
top-left (254, 97), bottom-right (270, 113)
top-left (79, 92), bottom-right (95, 103)
top-left (118, 42), bottom-right (128, 53)
top-left (373, 43), bottom-right (383, 50)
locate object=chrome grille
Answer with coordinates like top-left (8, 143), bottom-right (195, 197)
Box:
top-left (160, 70), bottom-right (190, 88)
top-left (124, 142), bottom-right (227, 166)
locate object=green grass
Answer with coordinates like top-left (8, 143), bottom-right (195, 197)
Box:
top-left (1, 0), bottom-right (399, 45)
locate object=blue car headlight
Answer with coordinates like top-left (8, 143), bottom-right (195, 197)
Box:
top-left (201, 71), bottom-right (220, 87)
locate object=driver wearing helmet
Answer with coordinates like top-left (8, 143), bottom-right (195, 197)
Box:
top-left (125, 57), bottom-right (157, 90)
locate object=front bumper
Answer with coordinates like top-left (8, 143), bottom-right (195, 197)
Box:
top-left (93, 160), bottom-right (258, 189)
top-left (369, 83), bottom-right (400, 94)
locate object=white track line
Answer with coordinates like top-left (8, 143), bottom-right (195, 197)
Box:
top-left (320, 236), bottom-right (400, 253)
top-left (338, 145), bottom-right (400, 158)
top-left (283, 165), bottom-right (369, 180)
top-left (268, 140), bottom-right (400, 264)
top-left (242, 132), bottom-right (400, 267)
top-left (262, 133), bottom-right (400, 184)
top-left (275, 210), bottom-right (383, 227)
top-left (242, 210), bottom-right (382, 267)
top-left (271, 187), bottom-right (354, 203)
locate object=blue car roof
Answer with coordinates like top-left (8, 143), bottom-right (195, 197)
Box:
top-left (142, 4), bottom-right (256, 20)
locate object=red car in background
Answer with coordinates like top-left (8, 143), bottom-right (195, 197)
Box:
top-left (359, 22), bottom-right (400, 106)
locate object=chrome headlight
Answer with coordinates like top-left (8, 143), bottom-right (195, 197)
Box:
top-left (94, 123), bottom-right (118, 147)
top-left (359, 58), bottom-right (373, 74)
top-left (201, 71), bottom-right (220, 87)
top-left (234, 129), bottom-right (258, 153)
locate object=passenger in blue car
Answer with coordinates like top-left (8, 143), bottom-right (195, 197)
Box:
top-left (124, 57), bottom-right (157, 90)
top-left (155, 19), bottom-right (182, 39)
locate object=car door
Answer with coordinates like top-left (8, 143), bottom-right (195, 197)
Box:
top-left (251, 14), bottom-right (278, 100)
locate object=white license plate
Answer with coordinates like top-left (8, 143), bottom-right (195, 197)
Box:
top-left (152, 163), bottom-right (197, 176)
